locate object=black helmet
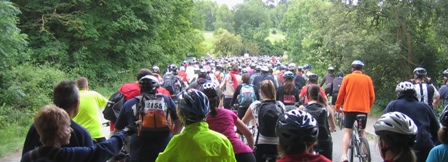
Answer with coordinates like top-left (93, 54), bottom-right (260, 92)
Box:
top-left (442, 69), bottom-right (448, 78)
top-left (440, 107), bottom-right (448, 127)
top-left (336, 72), bottom-right (343, 77)
top-left (241, 69), bottom-right (248, 74)
top-left (152, 66), bottom-right (160, 74)
top-left (169, 64), bottom-right (178, 73)
top-left (351, 60), bottom-right (365, 68)
top-left (139, 75), bottom-right (159, 93)
top-left (276, 110), bottom-right (319, 146)
top-left (308, 73), bottom-right (318, 82)
top-left (198, 82), bottom-right (219, 99)
top-left (177, 90), bottom-right (210, 124)
top-left (413, 67), bottom-right (427, 76)
top-left (198, 69), bottom-right (207, 78)
top-left (303, 64), bottom-right (312, 70)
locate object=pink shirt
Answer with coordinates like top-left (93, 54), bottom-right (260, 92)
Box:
top-left (206, 108), bottom-right (253, 154)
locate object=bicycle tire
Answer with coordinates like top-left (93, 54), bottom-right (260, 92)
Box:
top-left (359, 138), bottom-right (371, 162)
top-left (337, 112), bottom-right (344, 130)
top-left (348, 133), bottom-right (355, 162)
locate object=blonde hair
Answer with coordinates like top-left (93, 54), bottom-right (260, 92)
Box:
top-left (34, 105), bottom-right (71, 146)
top-left (260, 80), bottom-right (276, 100)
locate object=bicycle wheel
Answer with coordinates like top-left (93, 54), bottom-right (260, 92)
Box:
top-left (358, 138), bottom-right (371, 162)
top-left (337, 112), bottom-right (344, 130)
top-left (348, 134), bottom-right (355, 162)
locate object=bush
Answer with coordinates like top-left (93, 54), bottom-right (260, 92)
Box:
top-left (271, 29), bottom-right (277, 34)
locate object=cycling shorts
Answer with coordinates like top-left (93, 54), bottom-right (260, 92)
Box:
top-left (344, 112), bottom-right (368, 129)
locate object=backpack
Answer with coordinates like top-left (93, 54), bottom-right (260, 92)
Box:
top-left (103, 91), bottom-right (125, 122)
top-left (238, 84), bottom-right (256, 107)
top-left (162, 72), bottom-right (179, 96)
top-left (136, 94), bottom-right (174, 139)
top-left (257, 100), bottom-right (284, 138)
top-left (304, 103), bottom-right (330, 141)
top-left (26, 147), bottom-right (61, 162)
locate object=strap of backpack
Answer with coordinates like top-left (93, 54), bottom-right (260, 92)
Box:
top-left (419, 82), bottom-right (424, 103)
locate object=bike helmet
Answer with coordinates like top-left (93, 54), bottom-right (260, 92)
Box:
top-left (328, 66), bottom-right (334, 71)
top-left (241, 69), bottom-right (248, 74)
top-left (374, 112), bottom-right (417, 146)
top-left (198, 69), bottom-right (208, 78)
top-left (179, 66), bottom-right (185, 72)
top-left (288, 63), bottom-right (296, 71)
top-left (308, 73), bottom-right (318, 82)
top-left (440, 108), bottom-right (448, 127)
top-left (276, 110), bottom-right (319, 146)
top-left (280, 65), bottom-right (287, 71)
top-left (283, 71), bottom-right (295, 79)
top-left (351, 60), bottom-right (364, 68)
top-left (255, 65), bottom-right (262, 72)
top-left (336, 72), bottom-right (344, 77)
top-left (443, 69), bottom-right (448, 78)
top-left (395, 81), bottom-right (415, 93)
top-left (250, 63), bottom-right (256, 69)
top-left (198, 82), bottom-right (219, 99)
top-left (169, 64), bottom-right (178, 73)
top-left (152, 66), bottom-right (160, 74)
top-left (413, 67), bottom-right (427, 76)
top-left (177, 90), bottom-right (210, 124)
top-left (139, 75), bottom-right (159, 93)
top-left (303, 64), bottom-right (312, 70)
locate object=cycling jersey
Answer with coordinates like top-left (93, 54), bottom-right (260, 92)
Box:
top-left (73, 90), bottom-right (108, 139)
top-left (156, 122), bottom-right (236, 162)
top-left (413, 81), bottom-right (439, 108)
top-left (335, 71), bottom-right (375, 113)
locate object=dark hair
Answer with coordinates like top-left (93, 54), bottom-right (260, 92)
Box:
top-left (75, 77), bottom-right (88, 90)
top-left (306, 85), bottom-right (327, 106)
top-left (438, 127), bottom-right (448, 144)
top-left (137, 68), bottom-right (152, 81)
top-left (231, 64), bottom-right (238, 72)
top-left (277, 142), bottom-right (307, 158)
top-left (260, 80), bottom-right (276, 100)
top-left (284, 78), bottom-right (294, 94)
top-left (208, 96), bottom-right (219, 117)
top-left (53, 80), bottom-right (79, 111)
top-left (353, 66), bottom-right (363, 71)
top-left (242, 73), bottom-right (250, 84)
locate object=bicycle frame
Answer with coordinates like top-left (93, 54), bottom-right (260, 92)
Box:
top-left (349, 114), bottom-right (371, 162)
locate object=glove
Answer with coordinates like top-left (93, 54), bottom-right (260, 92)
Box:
top-left (123, 122), bottom-right (138, 136)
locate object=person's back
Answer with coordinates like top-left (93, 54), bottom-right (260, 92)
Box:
top-left (426, 108), bottom-right (448, 162)
top-left (385, 82), bottom-right (439, 162)
top-left (156, 90), bottom-right (236, 162)
top-left (22, 80), bottom-right (93, 155)
top-left (336, 69), bottom-right (375, 113)
top-left (253, 73), bottom-right (277, 91)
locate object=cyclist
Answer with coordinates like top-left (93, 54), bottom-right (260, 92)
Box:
top-left (330, 72), bottom-right (344, 106)
top-left (276, 71), bottom-right (300, 112)
top-left (276, 110), bottom-right (331, 162)
top-left (298, 85), bottom-right (336, 160)
top-left (320, 66), bottom-right (335, 97)
top-left (220, 64), bottom-right (242, 109)
top-left (374, 112), bottom-right (418, 162)
top-left (385, 81), bottom-right (439, 162)
top-left (156, 90), bottom-right (236, 162)
top-left (252, 66), bottom-right (278, 92)
top-left (411, 67), bottom-right (440, 109)
top-left (299, 73), bottom-right (326, 104)
top-left (201, 82), bottom-right (256, 162)
top-left (231, 73), bottom-right (260, 120)
top-left (335, 60), bottom-right (375, 162)
top-left (302, 64), bottom-right (312, 81)
top-left (439, 69), bottom-right (448, 108)
top-left (426, 108), bottom-right (448, 162)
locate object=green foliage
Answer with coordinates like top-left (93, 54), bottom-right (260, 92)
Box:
top-left (193, 0), bottom-right (218, 31)
top-left (0, 124), bottom-right (30, 157)
top-left (0, 1), bottom-right (28, 70)
top-left (213, 29), bottom-right (243, 56)
top-left (233, 0), bottom-right (272, 42)
top-left (213, 5), bottom-right (234, 32)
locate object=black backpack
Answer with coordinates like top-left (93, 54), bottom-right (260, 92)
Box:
top-left (257, 100), bottom-right (284, 137)
top-left (162, 72), bottom-right (179, 96)
top-left (103, 91), bottom-right (125, 122)
top-left (304, 103), bottom-right (330, 141)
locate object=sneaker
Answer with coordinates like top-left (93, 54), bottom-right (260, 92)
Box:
top-left (340, 155), bottom-right (348, 162)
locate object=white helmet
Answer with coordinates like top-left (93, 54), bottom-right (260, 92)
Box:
top-left (374, 112), bottom-right (417, 146)
top-left (395, 81), bottom-right (414, 93)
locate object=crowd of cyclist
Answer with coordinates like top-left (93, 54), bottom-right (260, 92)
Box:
top-left (20, 55), bottom-right (448, 162)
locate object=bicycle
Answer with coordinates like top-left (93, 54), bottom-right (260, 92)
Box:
top-left (348, 114), bottom-right (371, 162)
top-left (334, 110), bottom-right (344, 130)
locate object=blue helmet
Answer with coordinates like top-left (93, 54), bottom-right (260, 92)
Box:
top-left (303, 64), bottom-right (312, 70)
top-left (177, 90), bottom-right (210, 124)
top-left (283, 71), bottom-right (295, 79)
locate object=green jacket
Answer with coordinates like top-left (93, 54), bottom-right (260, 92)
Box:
top-left (156, 122), bottom-right (236, 162)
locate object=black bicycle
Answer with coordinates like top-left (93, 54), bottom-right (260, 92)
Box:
top-left (348, 114), bottom-right (371, 162)
top-left (334, 110), bottom-right (344, 130)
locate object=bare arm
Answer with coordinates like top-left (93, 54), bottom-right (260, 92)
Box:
top-left (327, 106), bottom-right (336, 132)
top-left (235, 119), bottom-right (254, 149)
top-left (242, 106), bottom-right (254, 125)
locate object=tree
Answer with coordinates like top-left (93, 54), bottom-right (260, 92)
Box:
top-left (193, 0), bottom-right (218, 31)
top-left (213, 5), bottom-right (234, 32)
top-left (233, 0), bottom-right (272, 42)
top-left (213, 29), bottom-right (243, 56)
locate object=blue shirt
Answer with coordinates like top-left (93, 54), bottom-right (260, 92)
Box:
top-left (22, 120), bottom-right (93, 155)
top-left (252, 74), bottom-right (278, 91)
top-left (439, 85), bottom-right (448, 108)
top-left (115, 94), bottom-right (178, 162)
top-left (21, 132), bottom-right (126, 162)
top-left (426, 144), bottom-right (448, 162)
top-left (385, 94), bottom-right (440, 154)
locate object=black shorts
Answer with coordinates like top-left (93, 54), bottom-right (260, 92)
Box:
top-left (344, 112), bottom-right (368, 129)
top-left (324, 87), bottom-right (332, 95)
top-left (331, 93), bottom-right (338, 105)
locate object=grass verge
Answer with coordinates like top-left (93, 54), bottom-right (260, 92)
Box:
top-left (0, 125), bottom-right (29, 157)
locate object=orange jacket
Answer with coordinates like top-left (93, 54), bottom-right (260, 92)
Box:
top-left (335, 71), bottom-right (375, 113)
